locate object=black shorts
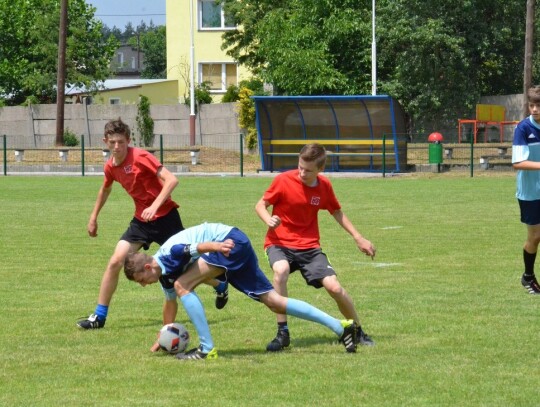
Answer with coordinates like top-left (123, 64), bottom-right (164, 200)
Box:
top-left (120, 208), bottom-right (184, 250)
top-left (265, 245), bottom-right (336, 289)
top-left (519, 199), bottom-right (540, 226)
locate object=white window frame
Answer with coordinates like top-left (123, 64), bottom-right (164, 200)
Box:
top-left (198, 0), bottom-right (235, 31)
top-left (117, 52), bottom-right (124, 65)
top-left (109, 98), bottom-right (121, 105)
top-left (199, 62), bottom-right (238, 93)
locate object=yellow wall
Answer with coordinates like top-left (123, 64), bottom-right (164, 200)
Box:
top-left (92, 81), bottom-right (179, 105)
top-left (166, 0), bottom-right (252, 102)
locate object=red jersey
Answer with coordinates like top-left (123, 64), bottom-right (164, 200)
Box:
top-left (263, 169), bottom-right (341, 249)
top-left (103, 147), bottom-right (178, 222)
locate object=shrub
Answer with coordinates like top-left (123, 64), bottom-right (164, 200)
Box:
top-left (136, 95), bottom-right (154, 147)
top-left (237, 87), bottom-right (257, 150)
top-left (63, 129), bottom-right (79, 146)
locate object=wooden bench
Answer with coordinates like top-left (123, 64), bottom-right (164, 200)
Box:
top-left (266, 139), bottom-right (397, 171)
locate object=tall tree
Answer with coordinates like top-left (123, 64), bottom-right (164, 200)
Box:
top-left (221, 0), bottom-right (527, 133)
top-left (0, 0), bottom-right (117, 105)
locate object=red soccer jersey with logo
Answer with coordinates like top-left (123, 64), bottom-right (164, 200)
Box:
top-left (103, 147), bottom-right (179, 221)
top-left (263, 169), bottom-right (341, 249)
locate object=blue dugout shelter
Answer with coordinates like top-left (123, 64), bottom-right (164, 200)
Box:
top-left (254, 95), bottom-right (407, 172)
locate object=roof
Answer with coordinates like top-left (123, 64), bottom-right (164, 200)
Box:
top-left (66, 79), bottom-right (174, 95)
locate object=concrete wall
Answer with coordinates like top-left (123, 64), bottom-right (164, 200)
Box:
top-left (0, 102), bottom-right (242, 150)
top-left (480, 93), bottom-right (524, 121)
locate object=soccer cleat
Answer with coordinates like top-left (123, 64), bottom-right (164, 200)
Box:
top-left (339, 320), bottom-right (357, 353)
top-left (215, 287), bottom-right (229, 310)
top-left (266, 329), bottom-right (290, 352)
top-left (356, 326), bottom-right (375, 346)
top-left (521, 275), bottom-right (540, 295)
top-left (175, 346), bottom-right (218, 360)
top-left (76, 313), bottom-right (105, 330)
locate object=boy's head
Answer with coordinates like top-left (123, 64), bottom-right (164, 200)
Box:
top-left (527, 87), bottom-right (540, 118)
top-left (103, 118), bottom-right (131, 160)
top-left (299, 143), bottom-right (327, 169)
top-left (104, 118), bottom-right (131, 140)
top-left (124, 252), bottom-right (158, 286)
top-left (297, 143), bottom-right (326, 185)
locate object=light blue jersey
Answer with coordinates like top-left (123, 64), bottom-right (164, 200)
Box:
top-left (154, 223), bottom-right (233, 299)
top-left (512, 116), bottom-right (540, 201)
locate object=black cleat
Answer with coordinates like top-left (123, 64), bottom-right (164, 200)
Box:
top-left (76, 313), bottom-right (105, 330)
top-left (356, 326), bottom-right (375, 346)
top-left (521, 275), bottom-right (540, 295)
top-left (339, 320), bottom-right (357, 353)
top-left (266, 329), bottom-right (290, 352)
top-left (175, 346), bottom-right (218, 360)
top-left (215, 287), bottom-right (229, 309)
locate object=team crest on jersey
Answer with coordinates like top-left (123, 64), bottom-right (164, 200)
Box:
top-left (123, 164), bottom-right (133, 174)
top-left (311, 196), bottom-right (321, 206)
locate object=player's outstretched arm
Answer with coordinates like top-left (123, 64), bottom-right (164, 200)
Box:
top-left (332, 209), bottom-right (376, 258)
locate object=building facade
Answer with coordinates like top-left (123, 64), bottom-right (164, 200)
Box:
top-left (166, 0), bottom-right (251, 102)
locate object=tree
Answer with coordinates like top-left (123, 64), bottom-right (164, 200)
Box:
top-left (221, 0), bottom-right (528, 134)
top-left (0, 0), bottom-right (118, 105)
top-left (136, 26), bottom-right (166, 79)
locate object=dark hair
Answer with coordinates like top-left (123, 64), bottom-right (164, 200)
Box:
top-left (527, 86), bottom-right (540, 104)
top-left (299, 143), bottom-right (327, 169)
top-left (104, 117), bottom-right (131, 139)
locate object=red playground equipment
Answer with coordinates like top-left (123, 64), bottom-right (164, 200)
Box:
top-left (458, 104), bottom-right (518, 143)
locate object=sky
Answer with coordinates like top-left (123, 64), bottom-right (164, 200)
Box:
top-left (85, 0), bottom-right (166, 29)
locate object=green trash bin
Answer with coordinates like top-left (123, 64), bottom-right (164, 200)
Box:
top-left (428, 143), bottom-right (443, 164)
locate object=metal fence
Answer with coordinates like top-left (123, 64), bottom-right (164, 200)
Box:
top-left (1, 134), bottom-right (514, 177)
top-left (1, 133), bottom-right (260, 176)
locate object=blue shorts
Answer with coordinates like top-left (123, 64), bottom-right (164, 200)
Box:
top-left (519, 199), bottom-right (540, 226)
top-left (201, 228), bottom-right (274, 301)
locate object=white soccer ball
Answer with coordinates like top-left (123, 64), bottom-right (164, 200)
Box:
top-left (158, 322), bottom-right (190, 354)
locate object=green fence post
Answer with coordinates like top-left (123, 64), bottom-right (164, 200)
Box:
top-left (470, 133), bottom-right (474, 178)
top-left (240, 133), bottom-right (244, 177)
top-left (382, 133), bottom-right (386, 178)
top-left (3, 135), bottom-right (6, 176)
top-left (81, 135), bottom-right (85, 177)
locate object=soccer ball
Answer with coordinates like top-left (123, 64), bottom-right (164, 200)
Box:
top-left (158, 322), bottom-right (190, 354)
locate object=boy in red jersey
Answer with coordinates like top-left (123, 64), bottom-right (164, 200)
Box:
top-left (77, 118), bottom-right (227, 329)
top-left (255, 143), bottom-right (376, 351)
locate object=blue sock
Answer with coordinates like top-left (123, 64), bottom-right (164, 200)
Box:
top-left (181, 292), bottom-right (214, 352)
top-left (215, 280), bottom-right (227, 294)
top-left (285, 298), bottom-right (343, 337)
top-left (94, 304), bottom-right (108, 320)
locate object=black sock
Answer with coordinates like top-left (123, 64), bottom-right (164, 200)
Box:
top-left (523, 249), bottom-right (537, 279)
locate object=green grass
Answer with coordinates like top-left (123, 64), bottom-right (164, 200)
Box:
top-left (0, 173), bottom-right (538, 406)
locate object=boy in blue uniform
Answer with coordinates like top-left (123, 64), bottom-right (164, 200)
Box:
top-left (512, 85), bottom-right (540, 294)
top-left (124, 222), bottom-right (358, 359)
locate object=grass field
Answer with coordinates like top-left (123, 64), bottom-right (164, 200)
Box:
top-left (0, 173), bottom-right (538, 406)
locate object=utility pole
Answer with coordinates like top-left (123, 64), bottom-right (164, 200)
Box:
top-left (55, 0), bottom-right (68, 146)
top-left (523, 0), bottom-right (534, 117)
